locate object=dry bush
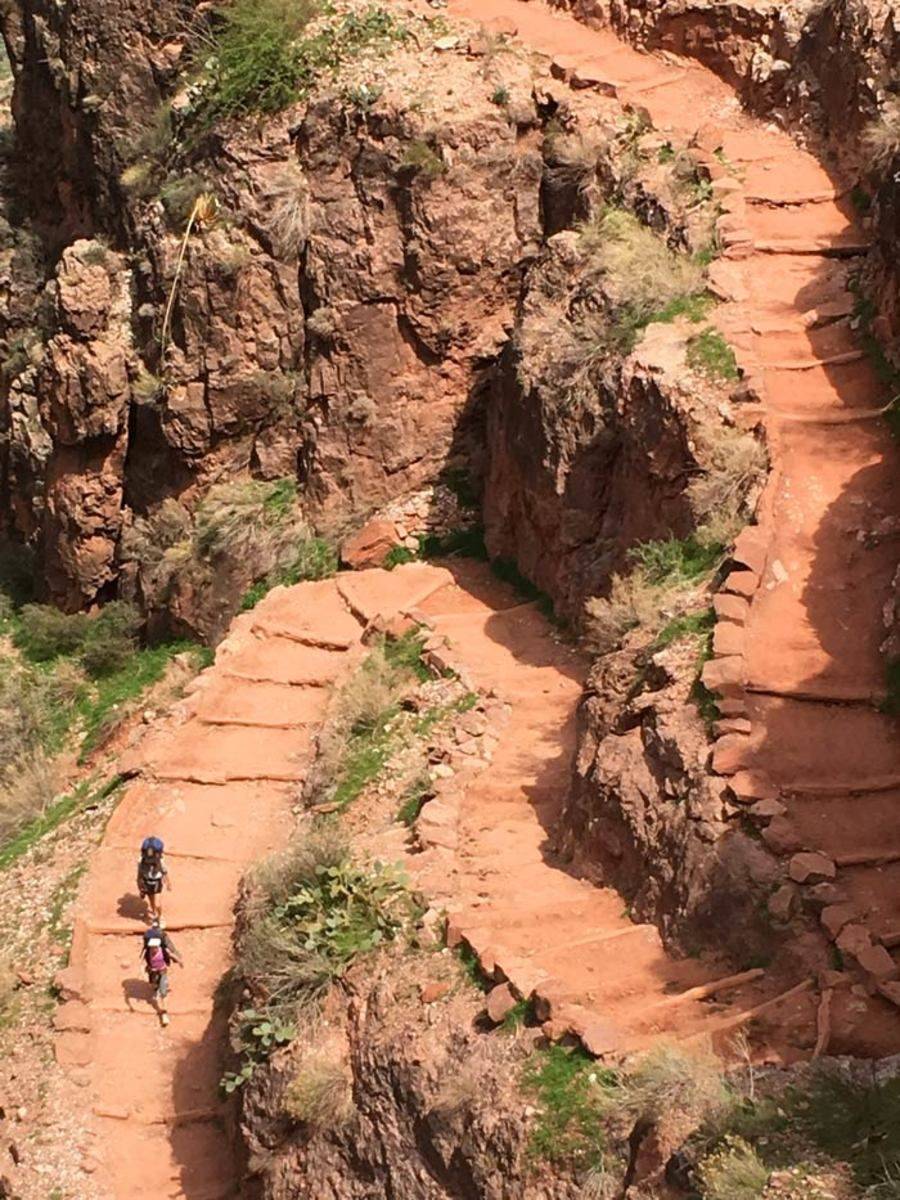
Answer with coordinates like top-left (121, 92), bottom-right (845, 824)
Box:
top-left (266, 162), bottom-right (311, 259)
top-left (580, 207), bottom-right (703, 319)
top-left (864, 98), bottom-right (900, 171)
top-left (432, 1060), bottom-right (487, 1116)
top-left (283, 1045), bottom-right (354, 1128)
top-left (0, 962), bottom-right (20, 1027)
top-left (0, 752), bottom-right (61, 844)
top-left (580, 1167), bottom-right (619, 1200)
top-left (688, 426), bottom-right (765, 547)
top-left (583, 572), bottom-right (669, 654)
top-left (303, 642), bottom-right (416, 804)
top-left (622, 1042), bottom-right (727, 1129)
top-left (698, 1136), bottom-right (769, 1199)
top-left (547, 129), bottom-right (607, 187)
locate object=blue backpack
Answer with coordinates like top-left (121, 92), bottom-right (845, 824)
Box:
top-left (141, 836), bottom-right (164, 855)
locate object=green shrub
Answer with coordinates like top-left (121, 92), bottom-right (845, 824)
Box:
top-left (79, 601), bottom-right (141, 677)
top-left (584, 536), bottom-right (723, 654)
top-left (239, 829), bottom-right (414, 1037)
top-left (523, 1045), bottom-right (618, 1168)
top-left (401, 139), bottom-right (445, 180)
top-left (199, 1), bottom-right (408, 122)
top-left (580, 207), bottom-right (704, 327)
top-left (15, 605), bottom-right (90, 662)
top-left (384, 545), bottom-right (417, 570)
top-left (686, 328), bottom-right (740, 382)
top-left (791, 1067), bottom-right (900, 1191)
top-left (202, 0), bottom-right (322, 118)
top-left (628, 535), bottom-right (723, 585)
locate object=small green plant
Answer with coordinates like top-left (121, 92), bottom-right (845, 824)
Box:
top-left (686, 328), bottom-right (740, 382)
top-left (457, 943), bottom-right (490, 993)
top-left (491, 85), bottom-right (510, 106)
top-left (402, 138), bottom-right (445, 180)
top-left (273, 857), bottom-right (413, 962)
top-left (523, 1045), bottom-right (618, 1167)
top-left (397, 773), bottom-right (431, 826)
top-left (658, 142), bottom-right (675, 163)
top-left (500, 998), bottom-right (532, 1032)
top-left (384, 545), bottom-right (417, 570)
top-left (628, 536), bottom-right (723, 586)
top-left (240, 536), bottom-right (338, 611)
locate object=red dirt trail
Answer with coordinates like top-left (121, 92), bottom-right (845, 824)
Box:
top-left (57, 3), bottom-right (900, 1195)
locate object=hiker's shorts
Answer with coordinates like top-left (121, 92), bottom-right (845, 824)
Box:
top-left (140, 878), bottom-right (163, 896)
top-left (149, 970), bottom-right (169, 1000)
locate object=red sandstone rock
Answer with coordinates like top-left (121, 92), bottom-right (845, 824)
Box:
top-left (836, 923), bottom-right (873, 959)
top-left (761, 817), bottom-right (803, 854)
top-left (820, 904), bottom-right (857, 939)
top-left (788, 852), bottom-right (836, 884)
top-left (340, 520), bottom-right (402, 570)
top-left (420, 981), bottom-right (451, 1004)
top-left (856, 944), bottom-right (898, 982)
top-left (486, 982), bottom-right (517, 1023)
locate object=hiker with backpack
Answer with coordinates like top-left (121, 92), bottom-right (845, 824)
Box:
top-left (137, 835), bottom-right (170, 921)
top-left (141, 920), bottom-right (183, 1027)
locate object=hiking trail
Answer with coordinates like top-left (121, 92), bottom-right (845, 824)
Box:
top-left (55, 1), bottom-right (900, 1194)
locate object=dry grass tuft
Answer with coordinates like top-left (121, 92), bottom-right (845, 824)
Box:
top-left (547, 129), bottom-right (607, 186)
top-left (864, 98), bottom-right (900, 171)
top-left (265, 162), bottom-right (311, 259)
top-left (583, 572), bottom-right (670, 655)
top-left (688, 426), bottom-right (766, 546)
top-left (580, 207), bottom-right (703, 318)
top-left (622, 1042), bottom-right (727, 1128)
top-left (0, 752), bottom-right (61, 846)
top-left (698, 1135), bottom-right (769, 1199)
top-left (283, 1044), bottom-right (354, 1128)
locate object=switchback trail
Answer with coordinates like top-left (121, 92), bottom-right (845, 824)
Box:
top-left (443, 0), bottom-right (900, 1050)
top-left (55, 3), bottom-right (900, 1195)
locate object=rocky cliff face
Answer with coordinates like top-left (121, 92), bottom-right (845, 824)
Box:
top-left (237, 963), bottom-right (581, 1200)
top-left (0, 7), bottom-right (544, 621)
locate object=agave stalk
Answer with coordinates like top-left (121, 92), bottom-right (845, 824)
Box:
top-left (160, 191), bottom-right (218, 356)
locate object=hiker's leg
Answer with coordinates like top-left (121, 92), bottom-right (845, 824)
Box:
top-left (157, 971), bottom-right (170, 1025)
top-left (149, 889), bottom-right (160, 920)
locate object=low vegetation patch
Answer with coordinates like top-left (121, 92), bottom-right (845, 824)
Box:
top-left (584, 534), bottom-right (723, 655)
top-left (401, 138), bottom-right (446, 181)
top-left (686, 327), bottom-right (740, 382)
top-left (196, 0), bottom-right (409, 124)
top-left (523, 1045), bottom-right (618, 1168)
top-left (574, 206), bottom-right (707, 359)
top-left (124, 477), bottom-right (336, 613)
top-left (227, 828), bottom-right (416, 1088)
top-left (698, 1136), bottom-right (769, 1199)
top-left (303, 633), bottom-right (425, 811)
